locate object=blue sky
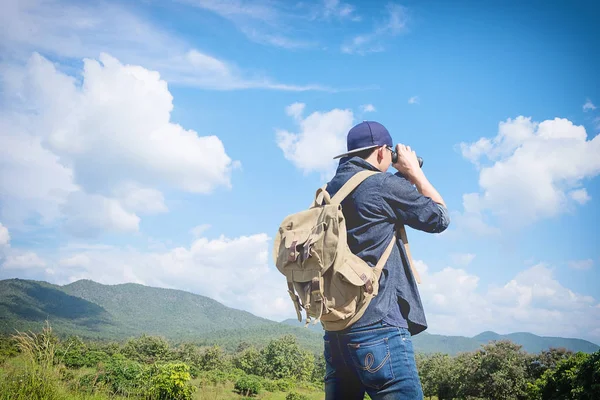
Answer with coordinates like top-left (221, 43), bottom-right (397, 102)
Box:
top-left (1, 0), bottom-right (599, 343)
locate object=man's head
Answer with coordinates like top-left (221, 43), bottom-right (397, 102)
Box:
top-left (333, 121), bottom-right (394, 172)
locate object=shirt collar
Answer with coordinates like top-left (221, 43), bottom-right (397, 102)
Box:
top-left (337, 156), bottom-right (380, 173)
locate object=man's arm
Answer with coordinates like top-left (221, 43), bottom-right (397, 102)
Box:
top-left (378, 144), bottom-right (450, 233)
top-left (411, 172), bottom-right (446, 208)
top-left (392, 144), bottom-right (446, 208)
top-left (380, 174), bottom-right (450, 233)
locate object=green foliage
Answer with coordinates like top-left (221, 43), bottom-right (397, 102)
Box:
top-left (199, 344), bottom-right (230, 371)
top-left (527, 347), bottom-right (574, 381)
top-left (3, 319), bottom-right (600, 400)
top-left (261, 335), bottom-right (315, 381)
top-left (470, 340), bottom-right (529, 400)
top-left (145, 362), bottom-right (195, 400)
top-left (122, 334), bottom-right (171, 364)
top-left (234, 345), bottom-right (265, 375)
top-left (234, 375), bottom-right (263, 396)
top-left (0, 335), bottom-right (18, 363)
top-left (416, 352), bottom-right (456, 399)
top-left (0, 358), bottom-right (61, 400)
top-left (527, 350), bottom-right (600, 400)
top-left (286, 392), bottom-right (310, 400)
top-left (97, 354), bottom-right (146, 396)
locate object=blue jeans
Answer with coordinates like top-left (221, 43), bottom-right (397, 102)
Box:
top-left (323, 321), bottom-right (424, 400)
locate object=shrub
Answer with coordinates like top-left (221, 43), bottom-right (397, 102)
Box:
top-left (145, 362), bottom-right (195, 400)
top-left (234, 375), bottom-right (262, 397)
top-left (261, 377), bottom-right (295, 392)
top-left (98, 354), bottom-right (146, 396)
top-left (0, 359), bottom-right (60, 400)
top-left (286, 392), bottom-right (310, 400)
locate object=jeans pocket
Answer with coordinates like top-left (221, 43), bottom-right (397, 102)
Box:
top-left (346, 337), bottom-right (395, 389)
top-left (323, 340), bottom-right (335, 381)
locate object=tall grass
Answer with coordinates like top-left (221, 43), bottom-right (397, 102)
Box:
top-left (0, 321), bottom-right (60, 400)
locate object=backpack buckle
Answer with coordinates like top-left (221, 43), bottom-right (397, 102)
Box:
top-left (359, 273), bottom-right (373, 294)
top-left (288, 240), bottom-right (298, 262)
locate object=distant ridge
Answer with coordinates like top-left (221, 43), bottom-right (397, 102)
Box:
top-left (0, 278), bottom-right (597, 356)
top-left (280, 319), bottom-right (600, 355)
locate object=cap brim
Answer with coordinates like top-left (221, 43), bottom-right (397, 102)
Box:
top-left (332, 145), bottom-right (379, 159)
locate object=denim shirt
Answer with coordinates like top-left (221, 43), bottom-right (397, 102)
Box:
top-left (324, 156), bottom-right (450, 335)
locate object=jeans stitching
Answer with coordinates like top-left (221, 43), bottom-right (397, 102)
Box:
top-left (398, 327), bottom-right (420, 395)
top-left (345, 326), bottom-right (397, 336)
top-left (347, 336), bottom-right (395, 390)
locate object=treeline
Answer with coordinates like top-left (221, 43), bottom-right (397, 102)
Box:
top-left (0, 322), bottom-right (598, 400)
top-left (416, 340), bottom-right (599, 400)
top-left (0, 322), bottom-right (322, 400)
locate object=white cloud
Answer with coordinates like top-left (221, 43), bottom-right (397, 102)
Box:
top-left (276, 103), bottom-right (354, 177)
top-left (3, 251), bottom-right (47, 270)
top-left (0, 128), bottom-right (78, 227)
top-left (321, 0), bottom-right (359, 21)
top-left (583, 99), bottom-right (596, 112)
top-left (417, 260), bottom-right (600, 343)
top-left (0, 52), bottom-right (240, 237)
top-left (569, 188), bottom-right (591, 205)
top-left (451, 253), bottom-right (476, 266)
top-left (177, 0), bottom-right (318, 50)
top-left (30, 232), bottom-right (292, 322)
top-left (0, 223), bottom-right (10, 247)
top-left (113, 183), bottom-right (168, 215)
top-left (361, 104), bottom-right (376, 113)
top-left (190, 224), bottom-right (211, 237)
top-left (180, 0), bottom-right (361, 50)
top-left (60, 254), bottom-right (91, 269)
top-left (341, 4), bottom-right (408, 55)
top-left (0, 0), bottom-right (328, 91)
top-left (408, 96), bottom-right (419, 104)
top-left (568, 259), bottom-right (594, 271)
top-left (61, 192), bottom-right (141, 238)
top-left (457, 116), bottom-right (600, 229)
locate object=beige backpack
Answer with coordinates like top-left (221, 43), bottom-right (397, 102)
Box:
top-left (272, 170), bottom-right (421, 331)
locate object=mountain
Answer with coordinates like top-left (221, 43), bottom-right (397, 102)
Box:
top-left (473, 331), bottom-right (600, 354)
top-left (0, 278), bottom-right (322, 353)
top-left (281, 319), bottom-right (600, 355)
top-left (1, 278), bottom-right (598, 356)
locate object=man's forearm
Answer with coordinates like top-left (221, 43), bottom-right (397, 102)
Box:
top-left (411, 171), bottom-right (446, 208)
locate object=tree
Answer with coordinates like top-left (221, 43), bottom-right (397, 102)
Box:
top-left (261, 335), bottom-right (315, 381)
top-left (527, 347), bottom-right (574, 381)
top-left (417, 352), bottom-right (457, 399)
top-left (199, 345), bottom-right (229, 371)
top-left (235, 345), bottom-right (265, 376)
top-left (453, 340), bottom-right (529, 400)
top-left (528, 350), bottom-right (600, 400)
top-left (122, 335), bottom-right (170, 364)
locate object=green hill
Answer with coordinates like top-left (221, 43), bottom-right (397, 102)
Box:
top-left (0, 278), bottom-right (323, 353)
top-left (281, 319), bottom-right (600, 355)
top-left (1, 278), bottom-right (597, 356)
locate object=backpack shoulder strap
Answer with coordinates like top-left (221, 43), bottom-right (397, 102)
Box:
top-left (373, 233), bottom-right (396, 281)
top-left (398, 225), bottom-right (421, 284)
top-left (330, 170), bottom-right (379, 205)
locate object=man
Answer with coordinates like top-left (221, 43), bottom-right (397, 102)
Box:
top-left (323, 120), bottom-right (449, 399)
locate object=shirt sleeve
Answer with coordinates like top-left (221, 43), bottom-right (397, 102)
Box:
top-left (379, 173), bottom-right (450, 234)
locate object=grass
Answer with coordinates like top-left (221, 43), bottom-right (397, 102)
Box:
top-left (0, 321), bottom-right (327, 400)
top-left (192, 381), bottom-right (323, 400)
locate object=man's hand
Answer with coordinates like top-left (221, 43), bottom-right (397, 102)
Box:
top-left (392, 144), bottom-right (447, 208)
top-left (392, 144), bottom-right (425, 184)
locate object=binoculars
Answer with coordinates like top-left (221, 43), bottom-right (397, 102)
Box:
top-left (387, 146), bottom-right (424, 168)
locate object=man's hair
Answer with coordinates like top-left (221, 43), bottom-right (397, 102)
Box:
top-left (354, 146), bottom-right (379, 160)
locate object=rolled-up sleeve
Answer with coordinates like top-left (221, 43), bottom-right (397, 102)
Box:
top-left (379, 174), bottom-right (450, 234)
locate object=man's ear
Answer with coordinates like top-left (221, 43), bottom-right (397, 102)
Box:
top-left (376, 146), bottom-right (385, 162)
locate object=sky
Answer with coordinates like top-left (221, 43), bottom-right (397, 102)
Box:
top-left (0, 0), bottom-right (599, 344)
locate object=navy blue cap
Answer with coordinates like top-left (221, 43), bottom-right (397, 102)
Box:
top-left (333, 121), bottom-right (393, 159)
